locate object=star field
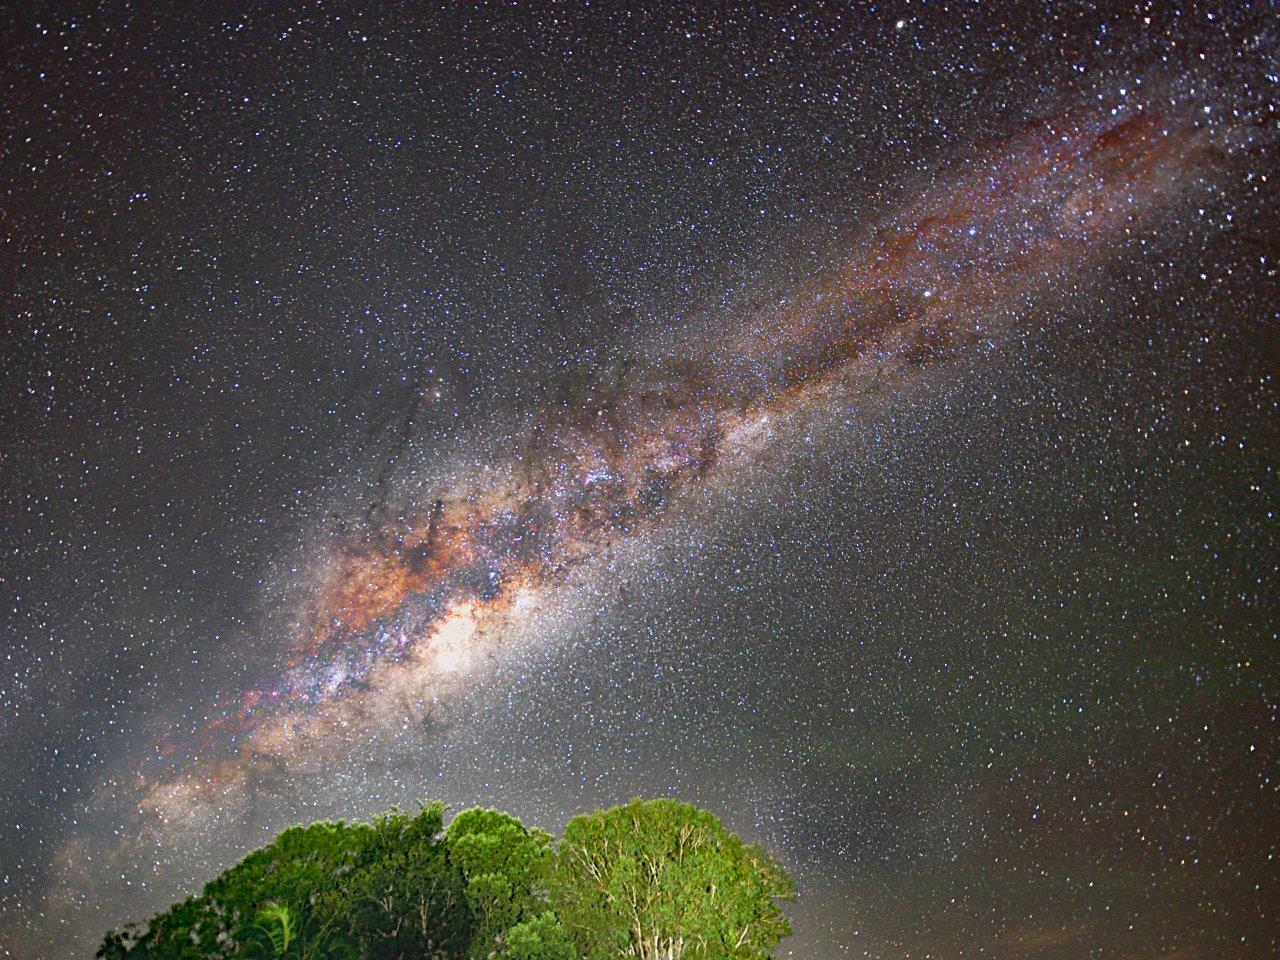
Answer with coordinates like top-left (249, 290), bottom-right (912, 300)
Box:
top-left (1, 3), bottom-right (1277, 958)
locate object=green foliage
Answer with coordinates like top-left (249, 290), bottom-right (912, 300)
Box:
top-left (98, 798), bottom-right (793, 960)
top-left (444, 808), bottom-right (555, 958)
top-left (495, 912), bottom-right (576, 960)
top-left (101, 893), bottom-right (216, 960)
top-left (96, 805), bottom-right (468, 960)
top-left (550, 799), bottom-right (794, 960)
top-left (254, 903), bottom-right (294, 957)
top-left (97, 923), bottom-right (142, 960)
top-left (319, 804), bottom-right (471, 960)
top-left (199, 817), bottom-right (380, 959)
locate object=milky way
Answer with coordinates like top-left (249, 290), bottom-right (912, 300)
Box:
top-left (137, 88), bottom-right (1253, 825)
top-left (4, 5), bottom-right (1278, 958)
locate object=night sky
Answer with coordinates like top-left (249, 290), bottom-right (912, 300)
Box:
top-left (2, 2), bottom-right (1278, 958)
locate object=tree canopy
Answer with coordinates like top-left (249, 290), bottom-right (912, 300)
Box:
top-left (444, 807), bottom-right (556, 958)
top-left (550, 799), bottom-right (794, 960)
top-left (98, 798), bottom-right (794, 960)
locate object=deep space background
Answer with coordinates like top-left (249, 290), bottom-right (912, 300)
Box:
top-left (2, 2), bottom-right (1278, 958)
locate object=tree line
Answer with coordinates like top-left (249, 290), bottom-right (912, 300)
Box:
top-left (98, 798), bottom-right (795, 960)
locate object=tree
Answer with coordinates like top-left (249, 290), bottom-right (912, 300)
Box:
top-left (99, 817), bottom-right (384, 959)
top-left (444, 808), bottom-right (556, 958)
top-left (313, 803), bottom-right (471, 960)
top-left (97, 804), bottom-right (469, 960)
top-left (97, 797), bottom-right (793, 960)
top-left (195, 817), bottom-right (382, 959)
top-left (549, 799), bottom-right (794, 960)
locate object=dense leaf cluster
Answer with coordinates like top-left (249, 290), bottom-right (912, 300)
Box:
top-left (99, 799), bottom-right (793, 960)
